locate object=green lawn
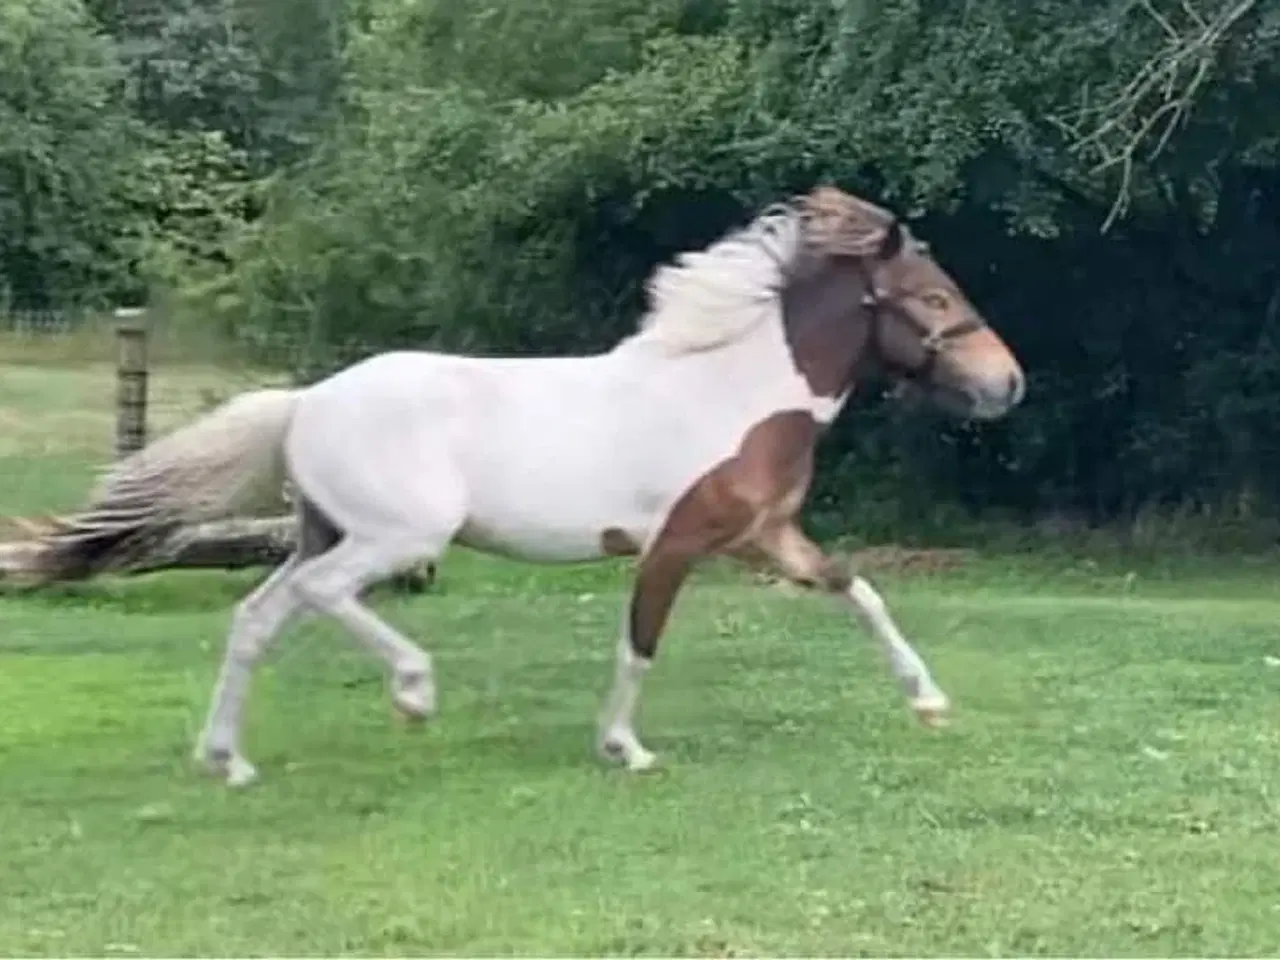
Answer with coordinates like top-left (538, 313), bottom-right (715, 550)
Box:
top-left (1, 362), bottom-right (1279, 955)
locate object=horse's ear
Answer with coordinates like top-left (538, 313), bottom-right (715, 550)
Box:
top-left (878, 219), bottom-right (905, 260)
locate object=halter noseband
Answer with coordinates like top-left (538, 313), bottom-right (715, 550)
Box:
top-left (861, 286), bottom-right (987, 382)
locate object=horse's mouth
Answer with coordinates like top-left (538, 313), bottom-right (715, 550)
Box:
top-left (892, 379), bottom-right (1006, 421)
top-left (890, 379), bottom-right (970, 417)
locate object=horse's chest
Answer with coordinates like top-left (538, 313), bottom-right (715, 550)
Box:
top-left (707, 409), bottom-right (820, 514)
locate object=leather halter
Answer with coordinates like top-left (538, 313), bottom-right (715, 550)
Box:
top-left (859, 257), bottom-right (986, 381)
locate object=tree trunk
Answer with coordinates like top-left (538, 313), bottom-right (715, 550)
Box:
top-left (0, 516), bottom-right (437, 592)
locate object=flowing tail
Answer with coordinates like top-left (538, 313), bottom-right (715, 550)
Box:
top-left (30, 388), bottom-right (303, 582)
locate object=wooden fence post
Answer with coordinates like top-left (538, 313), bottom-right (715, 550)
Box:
top-left (114, 308), bottom-right (148, 458)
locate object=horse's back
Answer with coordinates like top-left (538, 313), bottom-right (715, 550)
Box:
top-left (440, 352), bottom-right (680, 560)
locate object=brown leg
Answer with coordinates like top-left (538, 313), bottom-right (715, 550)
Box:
top-left (725, 540), bottom-right (774, 573)
top-left (750, 522), bottom-right (950, 726)
top-left (593, 407), bottom-right (820, 769)
top-left (598, 544), bottom-right (697, 770)
top-left (742, 523), bottom-right (850, 591)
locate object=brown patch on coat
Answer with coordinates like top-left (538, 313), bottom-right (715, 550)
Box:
top-left (600, 527), bottom-right (641, 557)
top-left (801, 187), bottom-right (897, 256)
top-left (747, 520), bottom-right (851, 593)
top-left (627, 410), bottom-right (820, 659)
top-left (779, 250), bottom-right (873, 398)
top-left (777, 186), bottom-right (898, 398)
top-left (661, 410), bottom-right (820, 547)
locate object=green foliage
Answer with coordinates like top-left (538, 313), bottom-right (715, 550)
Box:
top-left (121, 129), bottom-right (260, 293)
top-left (210, 0), bottom-right (1280, 526)
top-left (0, 0), bottom-right (141, 307)
top-left (91, 0), bottom-right (347, 165)
top-left (348, 0), bottom-right (688, 103)
top-left (0, 0), bottom-right (277, 312)
top-left (4, 0), bottom-right (1280, 529)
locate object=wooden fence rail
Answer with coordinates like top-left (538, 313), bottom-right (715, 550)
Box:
top-left (0, 308), bottom-right (88, 335)
top-left (0, 315), bottom-right (435, 592)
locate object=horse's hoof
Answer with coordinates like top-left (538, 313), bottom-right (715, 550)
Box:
top-left (224, 756), bottom-right (259, 788)
top-left (911, 694), bottom-right (951, 729)
top-left (626, 747), bottom-right (660, 772)
top-left (598, 735), bottom-right (659, 772)
top-left (391, 672), bottom-right (436, 722)
top-left (195, 744), bottom-right (259, 788)
top-left (393, 697), bottom-right (431, 724)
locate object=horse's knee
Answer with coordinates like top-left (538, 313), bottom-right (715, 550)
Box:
top-left (752, 524), bottom-right (851, 593)
top-left (227, 601), bottom-right (271, 663)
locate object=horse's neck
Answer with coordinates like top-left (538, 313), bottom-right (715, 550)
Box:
top-left (778, 272), bottom-right (874, 405)
top-left (617, 320), bottom-right (844, 433)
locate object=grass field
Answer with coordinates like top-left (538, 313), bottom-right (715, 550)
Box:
top-left (2, 358), bottom-right (1280, 956)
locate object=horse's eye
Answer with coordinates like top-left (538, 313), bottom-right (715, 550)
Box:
top-left (921, 292), bottom-right (949, 311)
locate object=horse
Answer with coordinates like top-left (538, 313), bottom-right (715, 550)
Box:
top-left (29, 185), bottom-right (1025, 787)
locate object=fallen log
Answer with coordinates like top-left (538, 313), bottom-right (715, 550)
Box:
top-left (0, 515), bottom-right (436, 592)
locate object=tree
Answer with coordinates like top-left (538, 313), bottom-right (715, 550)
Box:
top-left (168, 0), bottom-right (1280, 527)
top-left (0, 0), bottom-right (144, 307)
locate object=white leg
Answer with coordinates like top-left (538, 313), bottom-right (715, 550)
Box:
top-left (745, 524), bottom-right (949, 727)
top-left (846, 576), bottom-right (950, 725)
top-left (320, 596), bottom-right (436, 718)
top-left (596, 550), bottom-right (693, 772)
top-left (597, 634), bottom-right (656, 771)
top-left (291, 538), bottom-right (439, 720)
top-left (196, 556), bottom-right (306, 787)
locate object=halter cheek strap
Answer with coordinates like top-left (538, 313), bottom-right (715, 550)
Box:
top-left (861, 289), bottom-right (987, 381)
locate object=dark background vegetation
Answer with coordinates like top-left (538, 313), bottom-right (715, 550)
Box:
top-left (4, 0), bottom-right (1278, 547)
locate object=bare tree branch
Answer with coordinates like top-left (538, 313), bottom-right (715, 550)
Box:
top-left (1052, 0), bottom-right (1257, 231)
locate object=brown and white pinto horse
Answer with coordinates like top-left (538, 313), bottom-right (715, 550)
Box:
top-left (29, 186), bottom-right (1024, 786)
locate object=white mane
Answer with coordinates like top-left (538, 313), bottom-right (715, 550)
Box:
top-left (629, 204), bottom-right (807, 355)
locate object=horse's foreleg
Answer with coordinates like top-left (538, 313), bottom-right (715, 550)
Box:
top-left (749, 522), bottom-right (950, 726)
top-left (598, 544), bottom-right (697, 771)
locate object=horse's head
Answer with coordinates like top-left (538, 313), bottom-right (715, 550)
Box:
top-left (790, 186), bottom-right (1025, 421)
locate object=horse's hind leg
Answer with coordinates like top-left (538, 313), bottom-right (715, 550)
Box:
top-left (195, 500), bottom-right (340, 787)
top-left (286, 471), bottom-right (466, 722)
top-left (290, 536), bottom-right (450, 720)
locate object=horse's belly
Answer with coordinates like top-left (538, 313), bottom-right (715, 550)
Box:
top-left (455, 521), bottom-right (622, 563)
top-left (456, 502), bottom-right (653, 563)
top-left (456, 454), bottom-right (664, 563)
